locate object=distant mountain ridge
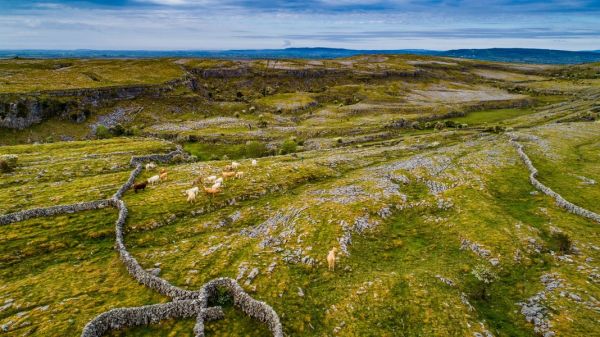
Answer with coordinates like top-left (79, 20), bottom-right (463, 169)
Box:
top-left (440, 48), bottom-right (600, 64)
top-left (1, 47), bottom-right (600, 64)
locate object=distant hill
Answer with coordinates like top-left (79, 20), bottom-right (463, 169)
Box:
top-left (439, 48), bottom-right (600, 64)
top-left (1, 47), bottom-right (600, 64)
top-left (0, 48), bottom-right (435, 60)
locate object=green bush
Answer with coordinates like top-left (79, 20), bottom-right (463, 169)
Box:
top-left (245, 141), bottom-right (268, 158)
top-left (548, 232), bottom-right (572, 254)
top-left (411, 121), bottom-right (423, 130)
top-left (95, 125), bottom-right (111, 139)
top-left (0, 154), bottom-right (18, 173)
top-left (109, 124), bottom-right (126, 136)
top-left (444, 120), bottom-right (457, 128)
top-left (484, 125), bottom-right (506, 133)
top-left (280, 139), bottom-right (297, 155)
top-left (467, 264), bottom-right (498, 301)
top-left (172, 153), bottom-right (186, 163)
top-left (434, 122), bottom-right (445, 130)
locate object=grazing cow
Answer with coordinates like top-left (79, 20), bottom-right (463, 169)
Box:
top-left (185, 187), bottom-right (200, 203)
top-left (235, 171), bottom-right (244, 179)
top-left (203, 186), bottom-right (220, 197)
top-left (132, 181), bottom-right (147, 193)
top-left (205, 175), bottom-right (218, 183)
top-left (145, 163), bottom-right (156, 170)
top-left (231, 161), bottom-right (241, 170)
top-left (211, 181), bottom-right (222, 189)
top-left (159, 171), bottom-right (168, 181)
top-left (147, 175), bottom-right (160, 185)
top-left (222, 171), bottom-right (236, 178)
top-left (251, 159), bottom-right (257, 166)
top-left (327, 247), bottom-right (337, 271)
top-left (192, 176), bottom-right (203, 186)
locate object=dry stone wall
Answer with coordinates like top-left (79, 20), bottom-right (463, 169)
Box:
top-left (0, 148), bottom-right (283, 337)
top-left (511, 139), bottom-right (600, 223)
top-left (0, 199), bottom-right (111, 226)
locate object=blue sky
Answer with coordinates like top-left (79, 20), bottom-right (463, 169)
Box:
top-left (0, 0), bottom-right (599, 50)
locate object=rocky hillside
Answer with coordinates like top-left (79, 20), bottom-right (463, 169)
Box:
top-left (0, 55), bottom-right (599, 337)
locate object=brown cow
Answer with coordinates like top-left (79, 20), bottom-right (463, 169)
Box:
top-left (132, 181), bottom-right (147, 193)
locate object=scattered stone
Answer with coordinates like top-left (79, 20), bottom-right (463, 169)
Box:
top-left (517, 273), bottom-right (563, 336)
top-left (2, 321), bottom-right (13, 332)
top-left (297, 287), bottom-right (304, 297)
top-left (203, 243), bottom-right (223, 256)
top-left (245, 268), bottom-right (259, 285)
top-left (236, 263), bottom-right (249, 281)
top-left (435, 274), bottom-right (455, 287)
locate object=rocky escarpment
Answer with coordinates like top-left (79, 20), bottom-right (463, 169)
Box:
top-left (0, 77), bottom-right (194, 130)
top-left (189, 65), bottom-right (422, 79)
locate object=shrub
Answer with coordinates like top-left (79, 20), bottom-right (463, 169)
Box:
top-left (434, 122), bottom-right (445, 130)
top-left (468, 264), bottom-right (498, 301)
top-left (258, 115), bottom-right (268, 128)
top-left (245, 141), bottom-right (268, 158)
top-left (411, 121), bottom-right (423, 130)
top-left (0, 154), bottom-right (18, 173)
top-left (444, 120), bottom-right (457, 128)
top-left (172, 153), bottom-right (185, 163)
top-left (280, 138), bottom-right (297, 155)
top-left (261, 86), bottom-right (275, 96)
top-left (210, 286), bottom-right (233, 307)
top-left (548, 232), bottom-right (572, 254)
top-left (110, 124), bottom-right (126, 136)
top-left (96, 125), bottom-right (111, 139)
top-left (484, 125), bottom-right (506, 133)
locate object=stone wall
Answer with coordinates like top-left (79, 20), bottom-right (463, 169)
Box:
top-left (81, 301), bottom-right (223, 337)
top-left (0, 147), bottom-right (283, 337)
top-left (0, 199), bottom-right (111, 226)
top-left (511, 139), bottom-right (600, 223)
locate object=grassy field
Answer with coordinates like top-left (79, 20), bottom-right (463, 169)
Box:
top-left (0, 59), bottom-right (185, 93)
top-left (1, 55), bottom-right (599, 337)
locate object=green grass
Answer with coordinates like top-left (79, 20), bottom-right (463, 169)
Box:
top-left (2, 56), bottom-right (600, 337)
top-left (0, 59), bottom-right (185, 93)
top-left (444, 107), bottom-right (536, 126)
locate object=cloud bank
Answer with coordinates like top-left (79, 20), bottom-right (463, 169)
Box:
top-left (0, 0), bottom-right (598, 50)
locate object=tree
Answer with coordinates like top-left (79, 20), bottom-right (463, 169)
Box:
top-left (280, 139), bottom-right (297, 155)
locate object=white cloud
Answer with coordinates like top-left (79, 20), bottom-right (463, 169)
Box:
top-left (133, 0), bottom-right (214, 5)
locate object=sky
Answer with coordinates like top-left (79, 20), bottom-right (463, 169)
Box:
top-left (0, 0), bottom-right (599, 50)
